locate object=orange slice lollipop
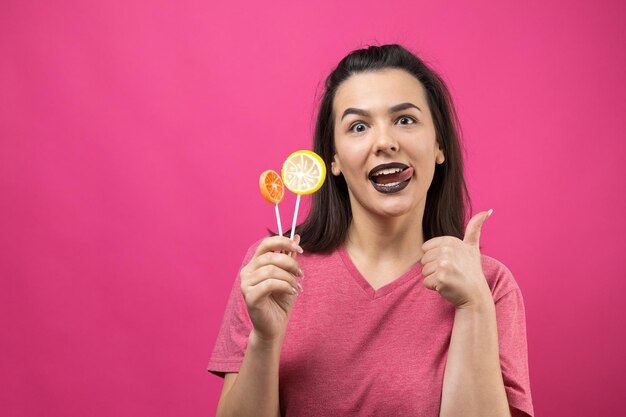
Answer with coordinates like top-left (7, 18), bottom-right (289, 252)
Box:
top-left (259, 170), bottom-right (285, 205)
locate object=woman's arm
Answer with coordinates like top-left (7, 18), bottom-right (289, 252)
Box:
top-left (216, 330), bottom-right (282, 417)
top-left (216, 235), bottom-right (303, 417)
top-left (439, 297), bottom-right (511, 417)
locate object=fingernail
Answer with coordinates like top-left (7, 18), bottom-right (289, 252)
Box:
top-left (297, 268), bottom-right (304, 277)
top-left (291, 287), bottom-right (298, 295)
top-left (293, 245), bottom-right (303, 254)
top-left (487, 209), bottom-right (494, 218)
top-left (297, 283), bottom-right (304, 292)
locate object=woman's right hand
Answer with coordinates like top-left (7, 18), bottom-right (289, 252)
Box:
top-left (239, 235), bottom-right (304, 342)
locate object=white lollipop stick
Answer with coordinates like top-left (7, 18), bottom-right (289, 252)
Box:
top-left (290, 194), bottom-right (301, 240)
top-left (275, 204), bottom-right (283, 236)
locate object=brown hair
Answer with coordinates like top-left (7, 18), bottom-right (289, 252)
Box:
top-left (289, 44), bottom-right (472, 252)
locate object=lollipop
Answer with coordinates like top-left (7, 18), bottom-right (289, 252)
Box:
top-left (259, 170), bottom-right (285, 236)
top-left (281, 150), bottom-right (327, 240)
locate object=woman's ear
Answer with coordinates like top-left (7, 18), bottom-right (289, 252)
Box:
top-left (436, 147), bottom-right (445, 164)
top-left (331, 155), bottom-right (342, 176)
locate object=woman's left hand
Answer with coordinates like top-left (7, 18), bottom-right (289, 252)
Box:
top-left (420, 210), bottom-right (494, 309)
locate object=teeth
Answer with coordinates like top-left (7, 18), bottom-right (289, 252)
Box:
top-left (372, 167), bottom-right (403, 176)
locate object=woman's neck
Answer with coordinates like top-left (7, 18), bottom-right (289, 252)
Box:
top-left (345, 206), bottom-right (425, 266)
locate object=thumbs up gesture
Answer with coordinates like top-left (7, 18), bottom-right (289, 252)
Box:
top-left (420, 209), bottom-right (494, 309)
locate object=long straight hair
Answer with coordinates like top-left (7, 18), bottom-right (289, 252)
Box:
top-left (291, 44), bottom-right (472, 253)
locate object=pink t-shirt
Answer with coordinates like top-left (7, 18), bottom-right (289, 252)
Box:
top-left (208, 241), bottom-right (534, 417)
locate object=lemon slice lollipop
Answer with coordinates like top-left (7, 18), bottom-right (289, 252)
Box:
top-left (281, 150), bottom-right (326, 195)
top-left (281, 150), bottom-right (327, 240)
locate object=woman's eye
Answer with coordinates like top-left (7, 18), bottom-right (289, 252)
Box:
top-left (396, 116), bottom-right (416, 125)
top-left (350, 123), bottom-right (367, 133)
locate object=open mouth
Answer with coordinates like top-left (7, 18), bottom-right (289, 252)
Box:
top-left (368, 162), bottom-right (414, 194)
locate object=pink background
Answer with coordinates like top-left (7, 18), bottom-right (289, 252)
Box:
top-left (1, 0), bottom-right (625, 415)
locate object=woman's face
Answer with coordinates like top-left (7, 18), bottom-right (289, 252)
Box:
top-left (332, 68), bottom-right (445, 220)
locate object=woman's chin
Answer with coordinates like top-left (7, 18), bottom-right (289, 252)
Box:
top-left (374, 201), bottom-right (417, 219)
top-left (351, 190), bottom-right (423, 220)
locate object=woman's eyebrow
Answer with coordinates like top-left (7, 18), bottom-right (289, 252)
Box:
top-left (341, 108), bottom-right (370, 121)
top-left (389, 102), bottom-right (422, 113)
top-left (340, 102), bottom-right (421, 121)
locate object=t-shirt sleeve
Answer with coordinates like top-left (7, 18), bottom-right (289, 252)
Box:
top-left (207, 242), bottom-right (259, 378)
top-left (495, 287), bottom-right (535, 417)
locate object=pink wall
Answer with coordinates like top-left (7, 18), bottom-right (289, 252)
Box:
top-left (1, 0), bottom-right (625, 415)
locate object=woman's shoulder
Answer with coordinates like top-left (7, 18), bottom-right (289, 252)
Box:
top-left (480, 254), bottom-right (522, 302)
top-left (232, 237), bottom-right (266, 270)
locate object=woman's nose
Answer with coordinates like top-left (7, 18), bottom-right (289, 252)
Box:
top-left (373, 128), bottom-right (399, 154)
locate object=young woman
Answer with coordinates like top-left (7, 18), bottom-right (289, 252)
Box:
top-left (208, 44), bottom-right (534, 417)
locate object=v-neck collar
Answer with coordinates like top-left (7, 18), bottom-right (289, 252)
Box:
top-left (337, 243), bottom-right (423, 300)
